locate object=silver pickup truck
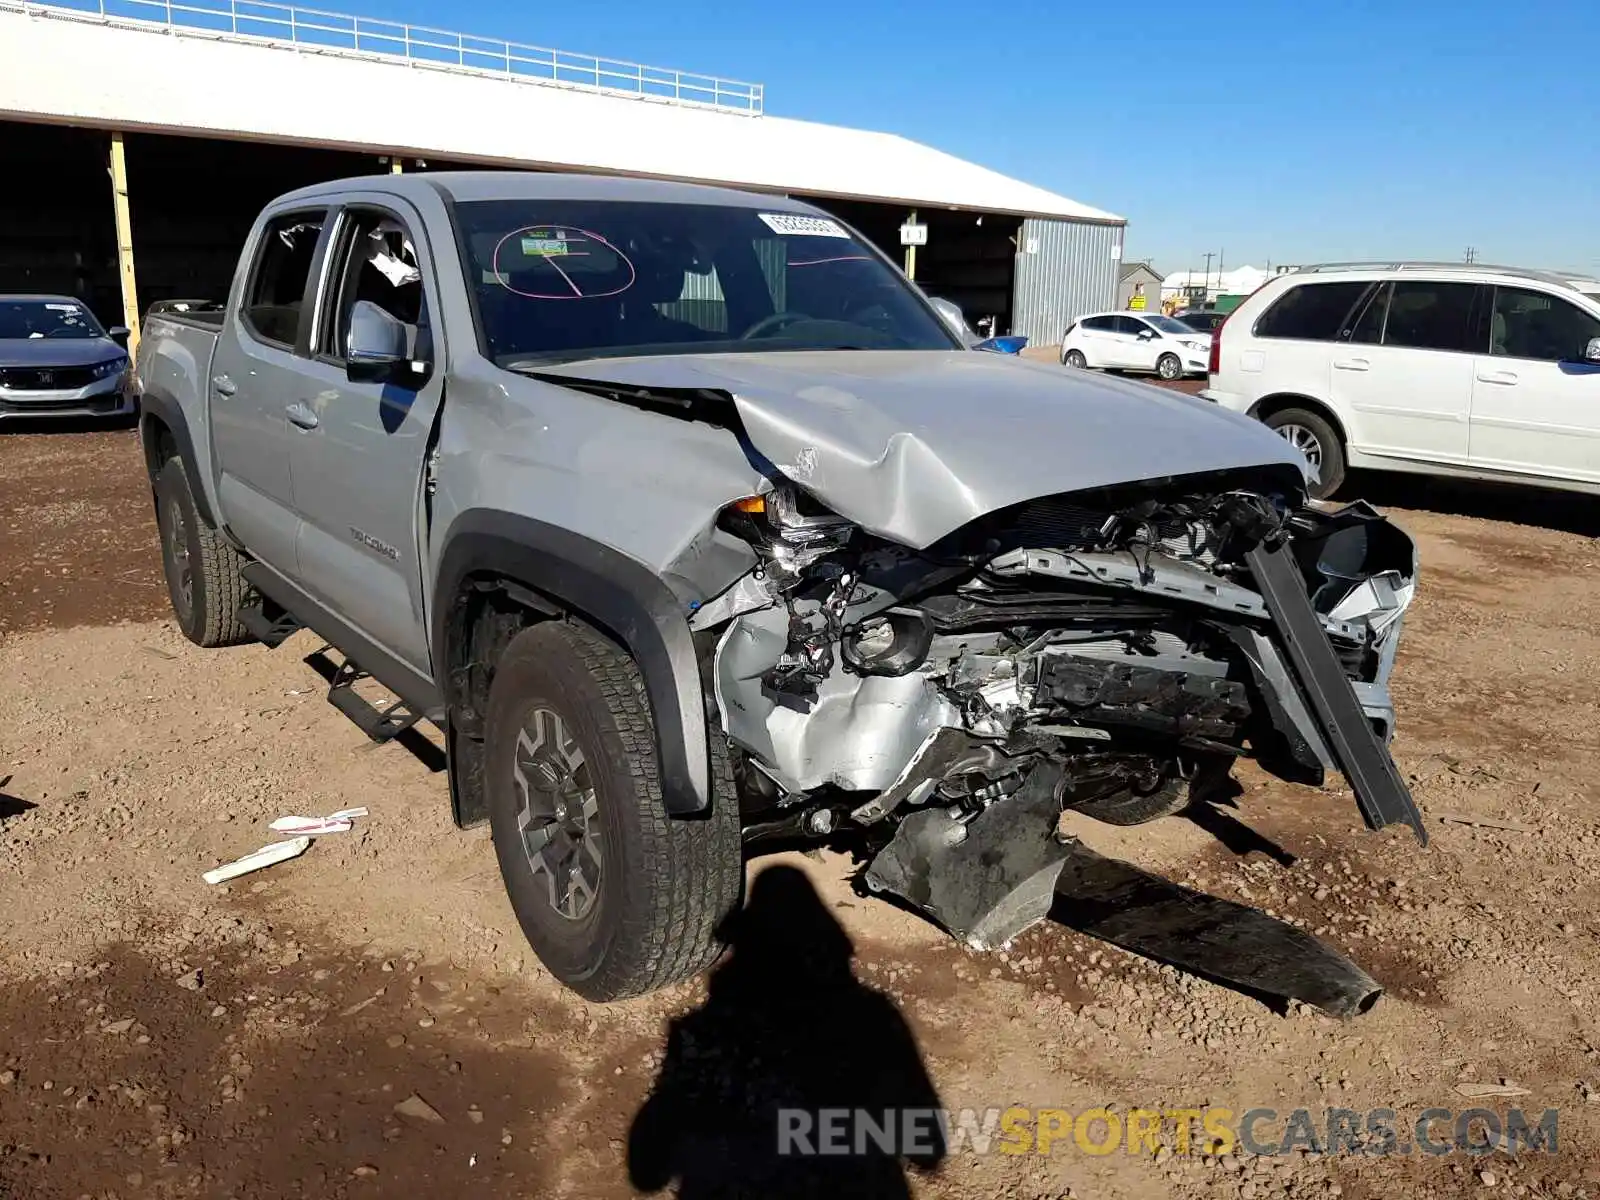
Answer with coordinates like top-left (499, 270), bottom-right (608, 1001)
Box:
top-left (136, 172), bottom-right (1425, 1002)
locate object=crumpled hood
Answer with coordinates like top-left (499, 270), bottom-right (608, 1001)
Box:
top-left (539, 350), bottom-right (1307, 549)
top-left (0, 337), bottom-right (124, 369)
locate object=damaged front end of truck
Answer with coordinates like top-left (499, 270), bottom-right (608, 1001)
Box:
top-left (533, 352), bottom-right (1427, 953)
top-left (694, 467), bottom-right (1424, 950)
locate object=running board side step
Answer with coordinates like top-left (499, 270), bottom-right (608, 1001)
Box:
top-left (236, 601), bottom-right (303, 648)
top-left (307, 645), bottom-right (422, 743)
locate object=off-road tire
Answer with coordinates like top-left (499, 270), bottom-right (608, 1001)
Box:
top-left (484, 620), bottom-right (743, 1001)
top-left (1071, 775), bottom-right (1193, 826)
top-left (1063, 349), bottom-right (1088, 369)
top-left (1264, 406), bottom-right (1346, 499)
top-left (1156, 352), bottom-right (1183, 381)
top-left (153, 457), bottom-right (250, 648)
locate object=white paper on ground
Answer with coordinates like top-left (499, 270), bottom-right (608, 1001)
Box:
top-left (269, 807), bottom-right (369, 835)
top-left (202, 836), bottom-right (312, 885)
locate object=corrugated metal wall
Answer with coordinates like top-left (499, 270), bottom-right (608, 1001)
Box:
top-left (1011, 218), bottom-right (1124, 345)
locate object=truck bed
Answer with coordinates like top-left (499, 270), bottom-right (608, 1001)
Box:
top-left (145, 300), bottom-right (226, 331)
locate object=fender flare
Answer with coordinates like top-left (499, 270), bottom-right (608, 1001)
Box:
top-left (137, 387), bottom-right (219, 528)
top-left (433, 510), bottom-right (712, 815)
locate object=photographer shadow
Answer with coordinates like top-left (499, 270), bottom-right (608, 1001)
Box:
top-left (628, 864), bottom-right (946, 1199)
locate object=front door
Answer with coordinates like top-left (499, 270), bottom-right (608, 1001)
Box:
top-left (209, 208), bottom-right (330, 574)
top-left (1118, 315), bottom-right (1161, 371)
top-left (286, 201), bottom-right (446, 673)
top-left (1470, 285), bottom-right (1600, 485)
top-left (1329, 279), bottom-right (1477, 467)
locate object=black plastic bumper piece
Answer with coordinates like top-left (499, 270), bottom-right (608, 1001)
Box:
top-left (1245, 538), bottom-right (1427, 845)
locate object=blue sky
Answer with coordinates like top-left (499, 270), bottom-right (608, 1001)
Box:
top-left (358, 0), bottom-right (1598, 276)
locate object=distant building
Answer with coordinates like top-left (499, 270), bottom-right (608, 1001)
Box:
top-left (1160, 265), bottom-right (1272, 306)
top-left (1117, 261), bottom-right (1162, 311)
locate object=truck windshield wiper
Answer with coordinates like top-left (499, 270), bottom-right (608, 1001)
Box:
top-left (515, 369), bottom-right (736, 426)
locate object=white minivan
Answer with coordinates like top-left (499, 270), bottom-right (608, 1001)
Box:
top-left (1203, 263), bottom-right (1600, 497)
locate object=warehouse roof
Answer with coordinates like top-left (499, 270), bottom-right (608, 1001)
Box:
top-left (0, 1), bottom-right (1123, 223)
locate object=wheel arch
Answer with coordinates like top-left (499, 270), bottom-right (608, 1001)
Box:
top-left (433, 510), bottom-right (712, 828)
top-left (137, 388), bottom-right (219, 528)
top-left (1249, 393), bottom-right (1350, 449)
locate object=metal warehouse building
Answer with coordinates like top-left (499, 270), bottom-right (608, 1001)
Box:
top-left (0, 0), bottom-right (1125, 351)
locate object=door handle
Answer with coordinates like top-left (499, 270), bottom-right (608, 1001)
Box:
top-left (285, 402), bottom-right (320, 430)
top-left (1476, 369), bottom-right (1519, 385)
top-left (1332, 358), bottom-right (1370, 372)
top-left (212, 374), bottom-right (237, 396)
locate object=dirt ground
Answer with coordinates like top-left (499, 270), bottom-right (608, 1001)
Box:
top-left (4, 407), bottom-right (1600, 1200)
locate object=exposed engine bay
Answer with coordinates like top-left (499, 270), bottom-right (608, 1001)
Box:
top-left (690, 469), bottom-right (1425, 949)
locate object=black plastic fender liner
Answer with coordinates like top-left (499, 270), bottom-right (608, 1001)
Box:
top-left (1244, 538), bottom-right (1427, 845)
top-left (1052, 843), bottom-right (1383, 1019)
top-left (432, 510), bottom-right (712, 815)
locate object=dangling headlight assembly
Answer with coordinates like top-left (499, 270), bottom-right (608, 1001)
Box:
top-left (716, 484), bottom-right (855, 577)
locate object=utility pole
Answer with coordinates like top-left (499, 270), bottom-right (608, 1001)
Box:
top-left (1201, 251), bottom-right (1215, 303)
top-left (1464, 246), bottom-right (1478, 264)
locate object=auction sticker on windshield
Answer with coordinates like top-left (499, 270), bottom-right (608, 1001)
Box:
top-left (758, 213), bottom-right (849, 238)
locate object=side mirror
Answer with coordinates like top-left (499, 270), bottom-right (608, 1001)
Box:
top-left (1137, 329), bottom-right (1155, 340)
top-left (1586, 337), bottom-right (1600, 364)
top-left (108, 326), bottom-right (130, 347)
top-left (346, 300), bottom-right (415, 384)
top-left (975, 335), bottom-right (1029, 354)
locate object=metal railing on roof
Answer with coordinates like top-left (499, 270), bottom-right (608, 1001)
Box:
top-left (9, 0), bottom-right (765, 114)
top-left (1297, 261), bottom-right (1599, 288)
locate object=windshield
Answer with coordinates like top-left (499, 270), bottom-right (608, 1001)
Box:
top-left (0, 299), bottom-right (105, 340)
top-left (454, 200), bottom-right (960, 365)
top-left (1146, 315), bottom-right (1198, 335)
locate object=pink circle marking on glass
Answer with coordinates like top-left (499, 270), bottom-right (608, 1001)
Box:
top-left (490, 225), bottom-right (637, 300)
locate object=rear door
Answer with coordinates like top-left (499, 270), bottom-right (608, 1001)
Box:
top-left (209, 208), bottom-right (330, 574)
top-left (1328, 279), bottom-right (1478, 466)
top-left (285, 198), bottom-right (446, 672)
top-left (1471, 285), bottom-right (1600, 484)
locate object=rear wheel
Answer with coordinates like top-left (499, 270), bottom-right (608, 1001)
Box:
top-left (1063, 349), bottom-right (1088, 369)
top-left (1264, 406), bottom-right (1346, 499)
top-left (484, 621), bottom-right (743, 1001)
top-left (153, 457), bottom-right (250, 647)
top-left (1156, 352), bottom-right (1183, 381)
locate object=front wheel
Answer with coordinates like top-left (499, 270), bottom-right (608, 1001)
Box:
top-left (1156, 352), bottom-right (1183, 381)
top-left (484, 621), bottom-right (743, 1001)
top-left (1063, 349), bottom-right (1088, 369)
top-left (1263, 406), bottom-right (1346, 499)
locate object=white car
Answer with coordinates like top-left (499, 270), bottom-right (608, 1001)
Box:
top-left (1060, 311), bottom-right (1211, 381)
top-left (1202, 262), bottom-right (1600, 498)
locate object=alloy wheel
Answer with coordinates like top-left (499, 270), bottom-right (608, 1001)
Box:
top-left (1275, 423), bottom-right (1324, 484)
top-left (513, 706), bottom-right (603, 921)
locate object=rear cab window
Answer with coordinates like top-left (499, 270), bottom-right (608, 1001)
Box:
top-left (1253, 281), bottom-right (1371, 341)
top-left (242, 210), bottom-right (328, 349)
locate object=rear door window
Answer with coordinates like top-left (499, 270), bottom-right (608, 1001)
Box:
top-left (1382, 282), bottom-right (1481, 353)
top-left (1080, 315), bottom-right (1116, 332)
top-left (1490, 286), bottom-right (1600, 362)
top-left (1113, 315), bottom-right (1149, 335)
top-left (243, 211), bottom-right (327, 349)
top-left (1253, 281), bottom-right (1371, 341)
